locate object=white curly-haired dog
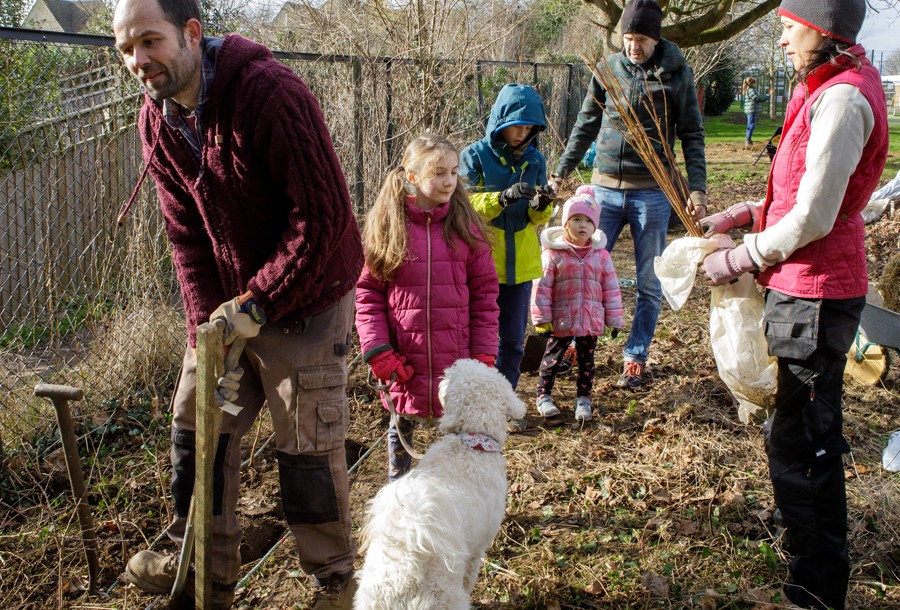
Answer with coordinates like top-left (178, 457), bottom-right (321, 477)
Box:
top-left (354, 358), bottom-right (526, 610)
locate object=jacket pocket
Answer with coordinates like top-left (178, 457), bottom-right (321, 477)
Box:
top-left (764, 291), bottom-right (819, 360)
top-left (553, 302), bottom-right (573, 333)
top-left (295, 363), bottom-right (349, 452)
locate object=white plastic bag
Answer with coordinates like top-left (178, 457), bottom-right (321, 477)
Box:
top-left (709, 274), bottom-right (777, 424)
top-left (884, 430), bottom-right (900, 472)
top-left (655, 236), bottom-right (777, 425)
top-left (870, 168), bottom-right (900, 201)
top-left (864, 169), bottom-right (900, 223)
top-left (654, 234), bottom-right (731, 311)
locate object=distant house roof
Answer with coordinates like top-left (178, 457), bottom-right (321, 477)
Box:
top-left (882, 75), bottom-right (900, 83)
top-left (23, 0), bottom-right (104, 33)
top-left (272, 1), bottom-right (324, 28)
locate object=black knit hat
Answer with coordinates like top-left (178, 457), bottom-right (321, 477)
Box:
top-left (621, 0), bottom-right (663, 41)
top-left (778, 0), bottom-right (866, 44)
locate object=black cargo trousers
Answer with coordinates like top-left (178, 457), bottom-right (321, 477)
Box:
top-left (763, 290), bottom-right (865, 610)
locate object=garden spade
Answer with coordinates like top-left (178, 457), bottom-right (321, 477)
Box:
top-left (171, 322), bottom-right (246, 605)
top-left (33, 383), bottom-right (101, 596)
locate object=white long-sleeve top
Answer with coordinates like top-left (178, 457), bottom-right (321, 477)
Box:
top-left (744, 83), bottom-right (875, 269)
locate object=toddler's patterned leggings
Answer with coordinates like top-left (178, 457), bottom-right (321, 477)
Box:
top-left (537, 335), bottom-right (598, 398)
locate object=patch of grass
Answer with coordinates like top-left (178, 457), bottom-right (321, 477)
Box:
top-left (884, 116), bottom-right (900, 178)
top-left (705, 102), bottom-right (900, 184)
top-left (707, 167), bottom-right (767, 188)
top-left (703, 101), bottom-right (782, 144)
top-left (0, 296), bottom-right (113, 350)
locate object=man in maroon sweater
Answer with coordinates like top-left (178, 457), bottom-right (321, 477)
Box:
top-left (113, 0), bottom-right (363, 608)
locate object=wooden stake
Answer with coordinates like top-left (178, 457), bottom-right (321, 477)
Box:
top-left (194, 322), bottom-right (225, 609)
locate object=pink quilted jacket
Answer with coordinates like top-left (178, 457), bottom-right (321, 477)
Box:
top-left (355, 199), bottom-right (499, 420)
top-left (531, 226), bottom-right (624, 337)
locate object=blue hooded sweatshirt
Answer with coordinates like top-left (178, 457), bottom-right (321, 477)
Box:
top-left (460, 83), bottom-right (551, 285)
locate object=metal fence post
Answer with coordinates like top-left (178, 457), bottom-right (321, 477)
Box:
top-left (385, 59), bottom-right (394, 165)
top-left (352, 58), bottom-right (364, 213)
top-left (564, 63), bottom-right (574, 142)
top-left (476, 60), bottom-right (485, 129)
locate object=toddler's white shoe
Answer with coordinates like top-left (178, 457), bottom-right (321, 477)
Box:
top-left (574, 397), bottom-right (592, 421)
top-left (536, 395), bottom-right (561, 417)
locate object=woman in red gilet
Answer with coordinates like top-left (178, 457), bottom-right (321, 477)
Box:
top-left (699, 1), bottom-right (888, 608)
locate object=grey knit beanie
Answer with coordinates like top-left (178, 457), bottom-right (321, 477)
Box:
top-left (778, 0), bottom-right (866, 44)
top-left (621, 0), bottom-right (663, 41)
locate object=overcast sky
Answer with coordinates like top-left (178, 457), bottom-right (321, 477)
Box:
top-left (858, 2), bottom-right (900, 55)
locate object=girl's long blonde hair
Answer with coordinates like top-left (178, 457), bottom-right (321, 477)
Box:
top-left (742, 77), bottom-right (756, 95)
top-left (363, 134), bottom-right (492, 282)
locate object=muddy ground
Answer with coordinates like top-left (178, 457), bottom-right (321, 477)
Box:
top-left (5, 141), bottom-right (900, 610)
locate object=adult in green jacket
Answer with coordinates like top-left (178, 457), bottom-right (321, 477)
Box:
top-left (742, 76), bottom-right (772, 146)
top-left (551, 0), bottom-right (707, 389)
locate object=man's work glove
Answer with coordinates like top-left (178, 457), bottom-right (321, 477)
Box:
top-left (216, 366), bottom-right (243, 414)
top-left (210, 291), bottom-right (265, 346)
top-left (700, 201), bottom-right (759, 237)
top-left (472, 353), bottom-right (496, 367)
top-left (368, 350), bottom-right (414, 383)
top-left (531, 185), bottom-right (555, 212)
top-left (534, 323), bottom-right (553, 338)
top-left (687, 191), bottom-right (708, 221)
top-left (702, 244), bottom-right (758, 286)
top-left (500, 183), bottom-right (537, 207)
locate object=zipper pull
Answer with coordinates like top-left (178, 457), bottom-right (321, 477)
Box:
top-left (809, 373), bottom-right (818, 402)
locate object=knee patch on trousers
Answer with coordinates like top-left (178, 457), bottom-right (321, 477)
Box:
top-left (277, 451), bottom-right (340, 525)
top-left (172, 429), bottom-right (230, 517)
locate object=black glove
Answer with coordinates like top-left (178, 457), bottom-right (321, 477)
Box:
top-left (531, 185), bottom-right (555, 212)
top-left (609, 328), bottom-right (619, 339)
top-left (501, 183), bottom-right (537, 207)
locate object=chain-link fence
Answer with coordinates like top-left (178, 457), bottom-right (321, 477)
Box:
top-left (0, 27), bottom-right (589, 498)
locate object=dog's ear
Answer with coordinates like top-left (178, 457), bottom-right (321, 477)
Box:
top-left (506, 391), bottom-right (527, 420)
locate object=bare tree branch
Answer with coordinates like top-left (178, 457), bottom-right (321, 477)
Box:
top-left (582, 0), bottom-right (782, 49)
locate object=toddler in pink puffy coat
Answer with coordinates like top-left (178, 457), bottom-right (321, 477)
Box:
top-left (530, 186), bottom-right (624, 422)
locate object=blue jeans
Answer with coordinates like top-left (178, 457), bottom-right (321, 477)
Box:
top-left (591, 185), bottom-right (669, 365)
top-left (496, 281), bottom-right (532, 389)
top-left (387, 416), bottom-right (415, 482)
top-left (746, 112), bottom-right (757, 142)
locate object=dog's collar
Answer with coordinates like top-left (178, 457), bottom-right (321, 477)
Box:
top-left (458, 432), bottom-right (502, 453)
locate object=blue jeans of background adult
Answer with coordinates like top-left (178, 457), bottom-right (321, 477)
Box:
top-left (746, 112), bottom-right (757, 142)
top-left (496, 281), bottom-right (532, 389)
top-left (591, 185), bottom-right (669, 366)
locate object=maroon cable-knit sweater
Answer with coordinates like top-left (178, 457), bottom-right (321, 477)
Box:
top-left (138, 35), bottom-right (363, 345)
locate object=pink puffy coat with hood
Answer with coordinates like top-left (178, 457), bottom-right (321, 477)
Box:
top-left (531, 226), bottom-right (624, 337)
top-left (355, 199), bottom-right (499, 420)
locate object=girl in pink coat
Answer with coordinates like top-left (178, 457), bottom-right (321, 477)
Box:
top-left (531, 186), bottom-right (624, 422)
top-left (355, 134), bottom-right (499, 480)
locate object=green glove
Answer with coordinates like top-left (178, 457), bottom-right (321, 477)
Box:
top-left (535, 323), bottom-right (553, 338)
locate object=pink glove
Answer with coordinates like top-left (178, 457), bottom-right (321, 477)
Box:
top-left (702, 244), bottom-right (758, 286)
top-left (472, 353), bottom-right (495, 367)
top-left (700, 201), bottom-right (758, 237)
top-left (368, 350), bottom-right (414, 383)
